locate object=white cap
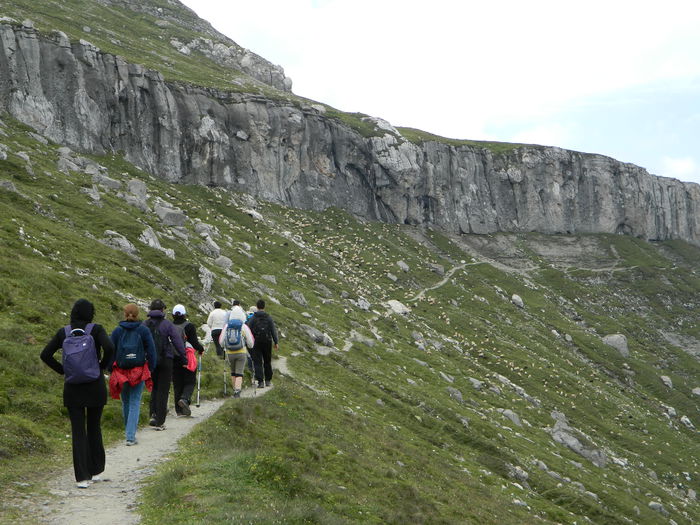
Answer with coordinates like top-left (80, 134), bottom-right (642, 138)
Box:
top-left (173, 304), bottom-right (186, 316)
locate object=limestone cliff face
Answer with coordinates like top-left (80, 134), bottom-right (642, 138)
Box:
top-left (2, 23), bottom-right (699, 244)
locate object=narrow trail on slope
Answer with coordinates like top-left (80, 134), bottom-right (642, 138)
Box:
top-left (406, 262), bottom-right (471, 302)
top-left (29, 356), bottom-right (291, 525)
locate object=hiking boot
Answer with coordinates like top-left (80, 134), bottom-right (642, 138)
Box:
top-left (76, 481), bottom-right (89, 489)
top-left (91, 475), bottom-right (102, 482)
top-left (257, 380), bottom-right (264, 388)
top-left (233, 390), bottom-right (241, 398)
top-left (177, 399), bottom-right (191, 416)
top-left (265, 380), bottom-right (272, 387)
top-left (154, 425), bottom-right (166, 431)
top-left (149, 417), bottom-right (157, 427)
top-left (126, 440), bottom-right (137, 446)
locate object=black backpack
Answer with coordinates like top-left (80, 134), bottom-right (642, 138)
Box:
top-left (146, 319), bottom-right (166, 358)
top-left (115, 326), bottom-right (146, 369)
top-left (250, 313), bottom-right (272, 343)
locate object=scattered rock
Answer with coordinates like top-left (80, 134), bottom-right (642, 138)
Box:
top-left (648, 501), bottom-right (668, 516)
top-left (386, 300), bottom-right (410, 315)
top-left (499, 409), bottom-right (523, 427)
top-left (199, 265), bottom-right (214, 292)
top-left (468, 377), bottom-right (483, 390)
top-left (262, 274), bottom-right (277, 284)
top-left (155, 204), bottom-right (187, 227)
top-left (680, 415), bottom-right (695, 429)
top-left (439, 371), bottom-right (454, 383)
top-left (214, 256), bottom-right (232, 270)
top-left (290, 290), bottom-right (308, 306)
top-left (102, 231), bottom-right (136, 255)
top-left (397, 260), bottom-right (409, 272)
top-left (602, 334), bottom-right (629, 357)
top-left (660, 375), bottom-right (673, 389)
top-left (446, 387), bottom-right (463, 403)
top-left (692, 387), bottom-right (700, 397)
top-left (511, 294), bottom-right (524, 308)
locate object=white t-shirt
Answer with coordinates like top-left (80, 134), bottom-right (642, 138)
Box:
top-left (228, 305), bottom-right (247, 323)
top-left (206, 308), bottom-right (229, 331)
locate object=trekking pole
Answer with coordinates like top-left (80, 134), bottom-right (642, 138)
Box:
top-left (195, 356), bottom-right (202, 407)
top-left (223, 362), bottom-right (227, 396)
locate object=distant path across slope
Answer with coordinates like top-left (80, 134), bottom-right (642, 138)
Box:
top-left (407, 262), bottom-right (472, 302)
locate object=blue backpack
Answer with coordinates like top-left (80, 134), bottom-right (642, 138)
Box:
top-left (62, 324), bottom-right (101, 384)
top-left (116, 326), bottom-right (146, 369)
top-left (224, 319), bottom-right (244, 350)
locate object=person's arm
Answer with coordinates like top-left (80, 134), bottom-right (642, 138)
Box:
top-left (140, 325), bottom-right (157, 370)
top-left (108, 327), bottom-right (120, 372)
top-left (270, 318), bottom-right (279, 348)
top-left (40, 328), bottom-right (65, 375)
top-left (206, 311), bottom-right (214, 328)
top-left (94, 325), bottom-right (115, 370)
top-left (243, 324), bottom-right (255, 349)
top-left (185, 323), bottom-right (204, 353)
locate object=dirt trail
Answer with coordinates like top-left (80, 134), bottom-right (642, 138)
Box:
top-left (31, 355), bottom-right (290, 524)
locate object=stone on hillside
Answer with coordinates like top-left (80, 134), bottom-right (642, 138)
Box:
top-left (316, 283), bottom-right (333, 298)
top-left (413, 358), bottom-right (428, 367)
top-left (138, 226), bottom-right (161, 249)
top-left (387, 300), bottom-right (410, 315)
top-left (693, 387), bottom-right (700, 396)
top-left (439, 371), bottom-right (455, 383)
top-left (387, 273), bottom-right (398, 282)
top-left (648, 501), bottom-right (668, 516)
top-left (57, 156), bottom-right (79, 173)
top-left (199, 236), bottom-right (220, 258)
top-left (354, 297), bottom-right (370, 311)
top-left (262, 274), bottom-right (277, 284)
top-left (0, 180), bottom-right (18, 193)
top-left (469, 377), bottom-right (483, 390)
top-left (428, 263), bottom-right (445, 275)
top-left (239, 241), bottom-right (252, 253)
top-left (689, 489), bottom-right (697, 501)
top-left (102, 230), bottom-right (136, 255)
top-left (511, 294), bottom-right (524, 308)
top-left (680, 416), bottom-right (695, 429)
top-left (549, 412), bottom-right (607, 467)
top-left (660, 375), bottom-right (673, 389)
top-left (500, 409), bottom-right (523, 427)
top-left (92, 173), bottom-right (121, 191)
top-left (243, 208), bottom-right (263, 221)
top-left (214, 255), bottom-right (232, 269)
top-left (128, 179), bottom-right (148, 199)
top-left (397, 260), bottom-right (409, 272)
top-left (194, 221), bottom-right (217, 238)
top-left (507, 464), bottom-right (529, 483)
top-left (80, 185), bottom-right (100, 202)
top-left (300, 324), bottom-right (333, 347)
top-left (155, 204), bottom-right (186, 227)
top-left (602, 334), bottom-right (629, 357)
top-left (290, 290), bottom-right (307, 306)
top-left (459, 417), bottom-right (469, 428)
top-left (446, 387), bottom-right (463, 403)
top-left (199, 265), bottom-right (214, 292)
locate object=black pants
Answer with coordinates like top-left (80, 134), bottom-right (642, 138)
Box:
top-left (149, 356), bottom-right (173, 426)
top-left (211, 329), bottom-right (223, 357)
top-left (251, 340), bottom-right (273, 383)
top-left (67, 405), bottom-right (105, 482)
top-left (172, 364), bottom-right (196, 413)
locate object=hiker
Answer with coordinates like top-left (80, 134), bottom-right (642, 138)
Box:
top-left (245, 306), bottom-right (257, 379)
top-left (206, 300), bottom-right (228, 359)
top-left (40, 299), bottom-right (114, 488)
top-left (229, 299), bottom-right (247, 323)
top-left (144, 299), bottom-right (185, 430)
top-left (246, 299), bottom-right (279, 388)
top-left (219, 313), bottom-right (255, 397)
top-left (108, 303), bottom-right (157, 446)
top-left (171, 304), bottom-right (204, 416)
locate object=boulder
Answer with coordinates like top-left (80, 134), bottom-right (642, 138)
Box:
top-left (102, 230), bottom-right (136, 255)
top-left (446, 387), bottom-right (463, 403)
top-left (290, 290), bottom-right (307, 306)
top-left (660, 375), bottom-right (673, 389)
top-left (602, 334), bottom-right (629, 357)
top-left (511, 294), bottom-right (524, 308)
top-left (387, 300), bottom-right (410, 315)
top-left (155, 204), bottom-right (186, 227)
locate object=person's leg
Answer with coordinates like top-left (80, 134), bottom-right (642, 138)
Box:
top-left (121, 385), bottom-right (131, 439)
top-left (85, 405), bottom-right (105, 478)
top-left (211, 329), bottom-right (223, 357)
top-left (67, 406), bottom-right (90, 482)
top-left (261, 341), bottom-right (273, 384)
top-left (181, 369), bottom-right (196, 405)
top-left (250, 346), bottom-right (264, 385)
top-left (155, 358), bottom-right (173, 426)
top-left (172, 366), bottom-right (184, 415)
top-left (125, 382), bottom-right (145, 442)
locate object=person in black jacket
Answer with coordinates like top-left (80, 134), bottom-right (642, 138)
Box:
top-left (246, 299), bottom-right (279, 388)
top-left (171, 304), bottom-right (204, 416)
top-left (40, 299), bottom-right (114, 489)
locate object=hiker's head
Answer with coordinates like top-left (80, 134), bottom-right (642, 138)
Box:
top-left (124, 303), bottom-right (139, 322)
top-left (233, 299), bottom-right (240, 306)
top-left (213, 300), bottom-right (222, 309)
top-left (256, 299), bottom-right (265, 310)
top-left (172, 304), bottom-right (186, 319)
top-left (70, 299), bottom-right (94, 324)
top-left (248, 306), bottom-right (258, 315)
top-left (150, 299), bottom-right (166, 311)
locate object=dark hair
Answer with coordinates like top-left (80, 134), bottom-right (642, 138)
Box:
top-left (233, 299), bottom-right (240, 306)
top-left (70, 298), bottom-right (95, 324)
top-left (213, 301), bottom-right (222, 309)
top-left (150, 299), bottom-right (166, 311)
top-left (256, 299), bottom-right (265, 310)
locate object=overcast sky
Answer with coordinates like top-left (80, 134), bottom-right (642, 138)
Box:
top-left (181, 0), bottom-right (700, 185)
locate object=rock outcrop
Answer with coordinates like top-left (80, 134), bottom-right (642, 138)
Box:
top-left (1, 23), bottom-right (699, 245)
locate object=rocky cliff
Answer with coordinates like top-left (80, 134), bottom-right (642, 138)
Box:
top-left (1, 22), bottom-right (698, 244)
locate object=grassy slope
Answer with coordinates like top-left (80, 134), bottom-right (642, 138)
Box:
top-left (1, 114), bottom-right (699, 524)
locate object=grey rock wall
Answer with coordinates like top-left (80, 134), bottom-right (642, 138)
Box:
top-left (1, 23), bottom-right (699, 245)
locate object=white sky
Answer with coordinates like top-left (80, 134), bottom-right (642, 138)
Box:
top-left (181, 0), bottom-right (700, 185)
